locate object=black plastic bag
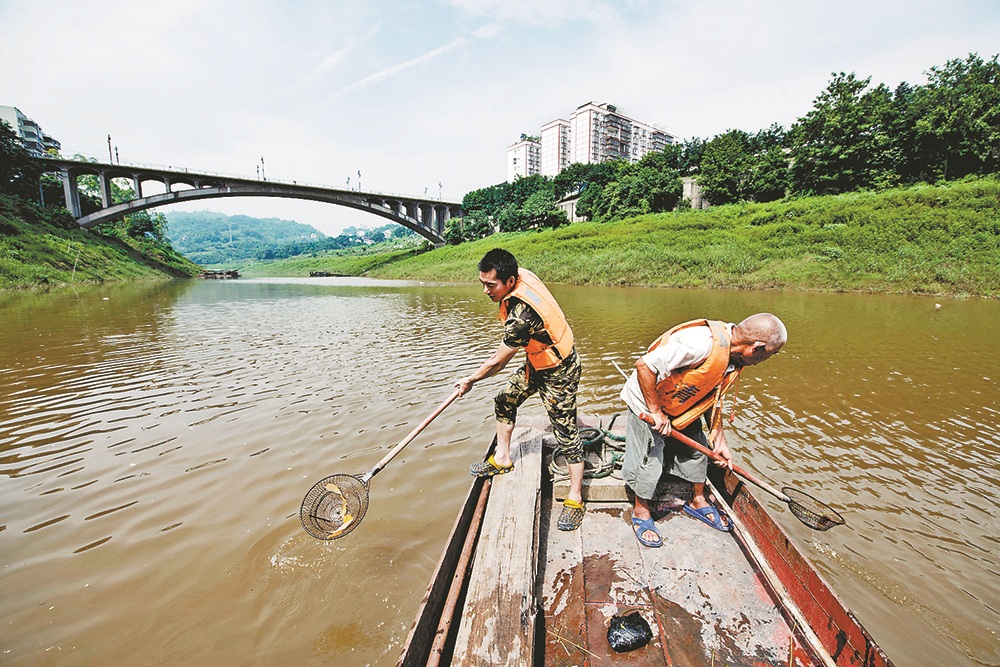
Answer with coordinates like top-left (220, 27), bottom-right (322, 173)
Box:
top-left (607, 610), bottom-right (653, 652)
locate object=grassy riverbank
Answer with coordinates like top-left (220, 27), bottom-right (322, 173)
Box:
top-left (4, 178), bottom-right (998, 297)
top-left (264, 178), bottom-right (1000, 297)
top-left (0, 195), bottom-right (200, 290)
top-left (231, 242), bottom-right (427, 278)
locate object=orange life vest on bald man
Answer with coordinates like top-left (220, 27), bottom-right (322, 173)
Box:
top-left (648, 319), bottom-right (740, 429)
top-left (498, 268), bottom-right (575, 370)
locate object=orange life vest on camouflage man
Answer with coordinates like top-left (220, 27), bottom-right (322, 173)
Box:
top-left (498, 268), bottom-right (575, 370)
top-left (648, 319), bottom-right (739, 429)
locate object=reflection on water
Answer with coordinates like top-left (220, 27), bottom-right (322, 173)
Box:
top-left (0, 278), bottom-right (997, 666)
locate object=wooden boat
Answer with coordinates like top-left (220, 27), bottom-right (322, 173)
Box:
top-left (397, 413), bottom-right (894, 667)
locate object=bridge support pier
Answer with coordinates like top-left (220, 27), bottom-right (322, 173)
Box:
top-left (61, 168), bottom-right (82, 218)
top-left (98, 172), bottom-right (113, 208)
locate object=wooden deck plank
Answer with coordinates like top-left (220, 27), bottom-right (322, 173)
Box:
top-left (451, 426), bottom-right (542, 666)
top-left (396, 474), bottom-right (490, 667)
top-left (644, 506), bottom-right (797, 667)
top-left (543, 471), bottom-right (804, 667)
top-left (539, 491), bottom-right (590, 666)
top-left (579, 505), bottom-right (665, 665)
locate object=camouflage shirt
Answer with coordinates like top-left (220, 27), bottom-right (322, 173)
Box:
top-left (502, 298), bottom-right (555, 349)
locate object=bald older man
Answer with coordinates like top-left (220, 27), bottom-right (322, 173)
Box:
top-left (619, 313), bottom-right (787, 548)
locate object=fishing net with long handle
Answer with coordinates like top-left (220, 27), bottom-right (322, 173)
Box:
top-left (782, 487), bottom-right (845, 531)
top-left (610, 360), bottom-right (845, 531)
top-left (653, 416), bottom-right (846, 531)
top-left (300, 474), bottom-right (370, 540)
top-left (299, 388), bottom-right (462, 540)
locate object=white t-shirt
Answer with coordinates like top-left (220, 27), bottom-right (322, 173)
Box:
top-left (619, 323), bottom-right (734, 415)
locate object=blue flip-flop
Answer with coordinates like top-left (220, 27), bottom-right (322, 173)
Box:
top-left (683, 504), bottom-right (732, 532)
top-left (631, 515), bottom-right (663, 548)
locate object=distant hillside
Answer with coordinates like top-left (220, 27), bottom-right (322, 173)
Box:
top-left (164, 210), bottom-right (420, 266)
top-left (165, 211), bottom-right (325, 264)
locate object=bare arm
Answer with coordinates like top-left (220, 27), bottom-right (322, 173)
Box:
top-left (455, 343), bottom-right (519, 396)
top-left (635, 358), bottom-right (672, 436)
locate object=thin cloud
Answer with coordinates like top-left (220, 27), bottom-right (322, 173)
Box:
top-left (304, 23), bottom-right (382, 82)
top-left (326, 37), bottom-right (468, 101)
top-left (443, 0), bottom-right (621, 26)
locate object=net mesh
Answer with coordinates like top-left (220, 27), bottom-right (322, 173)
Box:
top-left (300, 474), bottom-right (369, 540)
top-left (783, 487), bottom-right (845, 531)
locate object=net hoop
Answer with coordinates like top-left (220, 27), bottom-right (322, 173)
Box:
top-left (300, 474), bottom-right (370, 540)
top-left (782, 487), bottom-right (845, 531)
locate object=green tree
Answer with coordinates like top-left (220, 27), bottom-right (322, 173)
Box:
top-left (678, 137), bottom-right (707, 175)
top-left (0, 121), bottom-right (42, 200)
top-left (575, 159), bottom-right (633, 221)
top-left (574, 180), bottom-right (605, 221)
top-left (699, 130), bottom-right (754, 205)
top-left (747, 125), bottom-right (791, 202)
top-left (698, 127), bottom-right (790, 204)
top-left (601, 165), bottom-right (683, 219)
top-left (552, 161), bottom-right (618, 207)
top-left (462, 182), bottom-right (509, 220)
top-left (552, 162), bottom-right (593, 199)
top-left (910, 53), bottom-right (1000, 180)
top-left (788, 72), bottom-right (899, 194)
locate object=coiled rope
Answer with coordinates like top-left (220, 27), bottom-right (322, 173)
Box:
top-left (547, 414), bottom-right (626, 481)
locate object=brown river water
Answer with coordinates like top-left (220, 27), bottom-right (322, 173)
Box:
top-left (0, 277), bottom-right (997, 666)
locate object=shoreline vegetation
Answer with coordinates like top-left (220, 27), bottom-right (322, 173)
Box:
top-left (2, 177), bottom-right (998, 298)
top-left (0, 194), bottom-right (200, 291)
top-left (239, 177), bottom-right (1000, 299)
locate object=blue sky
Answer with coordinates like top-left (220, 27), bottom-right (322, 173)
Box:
top-left (2, 0), bottom-right (998, 235)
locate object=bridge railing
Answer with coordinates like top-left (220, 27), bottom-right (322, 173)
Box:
top-left (35, 153), bottom-right (457, 204)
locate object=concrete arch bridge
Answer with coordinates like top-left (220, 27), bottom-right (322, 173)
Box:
top-left (35, 157), bottom-right (463, 245)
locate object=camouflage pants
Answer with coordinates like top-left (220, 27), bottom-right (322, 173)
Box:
top-left (494, 349), bottom-right (583, 464)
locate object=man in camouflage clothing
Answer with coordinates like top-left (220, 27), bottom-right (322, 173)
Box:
top-left (455, 249), bottom-right (586, 531)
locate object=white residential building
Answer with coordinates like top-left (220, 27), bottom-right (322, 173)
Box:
top-left (0, 105), bottom-right (61, 156)
top-left (520, 101), bottom-right (676, 179)
top-left (568, 101), bottom-right (674, 166)
top-left (506, 134), bottom-right (541, 183)
top-left (540, 119), bottom-right (572, 177)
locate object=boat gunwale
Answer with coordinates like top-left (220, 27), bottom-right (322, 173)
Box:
top-left (711, 465), bottom-right (895, 667)
top-left (397, 457), bottom-right (493, 666)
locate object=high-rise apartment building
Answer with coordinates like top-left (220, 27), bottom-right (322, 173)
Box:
top-left (0, 105), bottom-right (61, 156)
top-left (506, 102), bottom-right (675, 182)
top-left (506, 134), bottom-right (541, 183)
top-left (506, 101), bottom-right (675, 181)
top-left (568, 101), bottom-right (674, 166)
top-left (540, 119), bottom-right (571, 177)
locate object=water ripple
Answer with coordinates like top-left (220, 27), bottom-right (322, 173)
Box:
top-left (0, 280), bottom-right (998, 666)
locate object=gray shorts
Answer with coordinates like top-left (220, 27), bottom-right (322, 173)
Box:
top-left (621, 410), bottom-right (712, 500)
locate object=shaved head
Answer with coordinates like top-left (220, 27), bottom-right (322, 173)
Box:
top-left (736, 313), bottom-right (787, 353)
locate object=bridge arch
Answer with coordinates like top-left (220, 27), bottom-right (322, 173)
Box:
top-left (35, 157), bottom-right (462, 245)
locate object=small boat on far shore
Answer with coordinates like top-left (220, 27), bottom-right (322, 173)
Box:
top-left (396, 413), bottom-right (893, 667)
top-left (199, 269), bottom-right (240, 279)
